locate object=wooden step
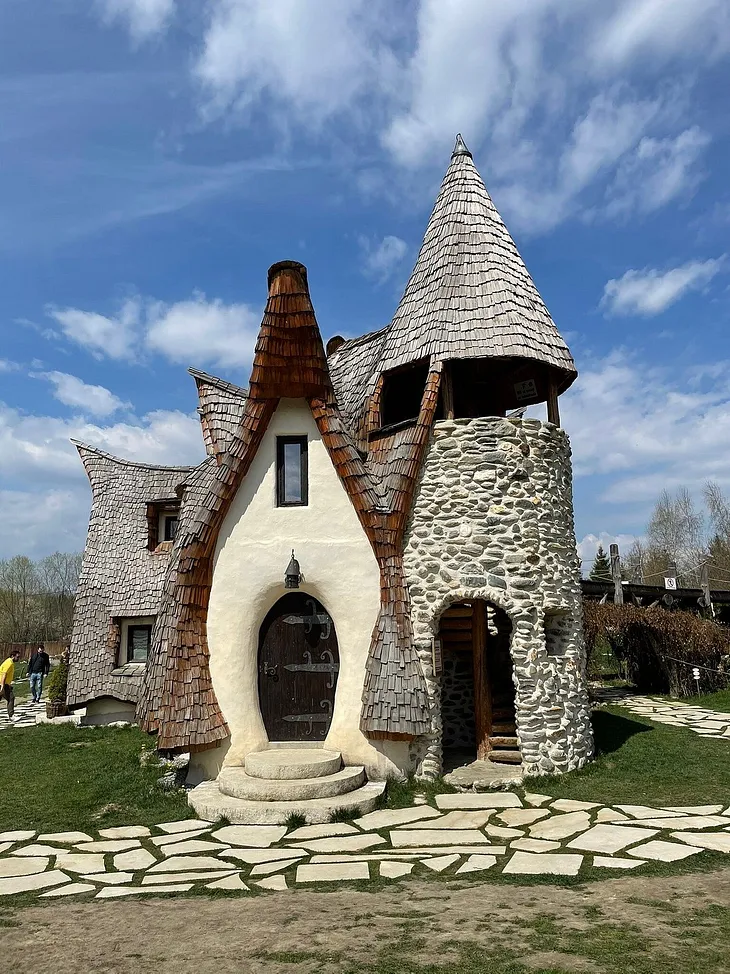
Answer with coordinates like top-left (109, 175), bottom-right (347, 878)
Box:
top-left (487, 749), bottom-right (522, 765)
top-left (491, 723), bottom-right (516, 735)
top-left (489, 735), bottom-right (519, 749)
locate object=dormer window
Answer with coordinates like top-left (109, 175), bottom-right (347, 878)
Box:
top-left (147, 499), bottom-right (181, 551)
top-left (276, 436), bottom-right (308, 507)
top-left (379, 360), bottom-right (430, 429)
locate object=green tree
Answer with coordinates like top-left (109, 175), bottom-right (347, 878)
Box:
top-left (590, 545), bottom-right (612, 581)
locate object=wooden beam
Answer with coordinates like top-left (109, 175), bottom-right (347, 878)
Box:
top-left (547, 371), bottom-right (560, 426)
top-left (441, 362), bottom-right (455, 420)
top-left (700, 562), bottom-right (715, 618)
top-left (472, 601), bottom-right (492, 760)
top-left (610, 543), bottom-right (623, 605)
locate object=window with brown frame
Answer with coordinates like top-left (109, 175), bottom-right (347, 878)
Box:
top-left (276, 436), bottom-right (308, 507)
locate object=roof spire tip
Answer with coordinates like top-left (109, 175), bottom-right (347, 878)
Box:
top-left (452, 133), bottom-right (472, 158)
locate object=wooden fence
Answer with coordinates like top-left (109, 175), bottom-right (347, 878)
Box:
top-left (0, 641), bottom-right (70, 662)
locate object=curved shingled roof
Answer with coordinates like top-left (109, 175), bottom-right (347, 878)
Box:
top-left (376, 135), bottom-right (577, 390)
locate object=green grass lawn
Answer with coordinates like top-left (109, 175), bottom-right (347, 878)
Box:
top-left (0, 723), bottom-right (192, 833)
top-left (680, 687), bottom-right (730, 713)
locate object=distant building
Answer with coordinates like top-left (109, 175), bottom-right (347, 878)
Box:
top-left (68, 136), bottom-right (593, 821)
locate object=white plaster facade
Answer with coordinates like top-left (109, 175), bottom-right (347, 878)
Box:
top-left (206, 399), bottom-right (409, 779)
top-left (404, 416), bottom-right (594, 779)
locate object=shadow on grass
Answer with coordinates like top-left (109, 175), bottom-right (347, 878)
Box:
top-left (593, 708), bottom-right (653, 756)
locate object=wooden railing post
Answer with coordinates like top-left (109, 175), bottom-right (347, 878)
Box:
top-left (610, 543), bottom-right (623, 605)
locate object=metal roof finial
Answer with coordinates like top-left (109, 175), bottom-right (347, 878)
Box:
top-left (451, 133), bottom-right (472, 158)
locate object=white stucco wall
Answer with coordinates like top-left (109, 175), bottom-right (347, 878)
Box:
top-left (207, 399), bottom-right (406, 779)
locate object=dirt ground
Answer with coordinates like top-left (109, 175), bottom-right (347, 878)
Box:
top-left (3, 868), bottom-right (730, 974)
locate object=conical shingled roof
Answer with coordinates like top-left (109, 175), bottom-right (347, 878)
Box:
top-left (376, 135), bottom-right (577, 390)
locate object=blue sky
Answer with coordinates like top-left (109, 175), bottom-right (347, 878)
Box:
top-left (1, 0), bottom-right (729, 569)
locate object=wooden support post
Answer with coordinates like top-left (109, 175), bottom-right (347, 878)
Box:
top-left (610, 543), bottom-right (623, 605)
top-left (546, 372), bottom-right (560, 426)
top-left (441, 363), bottom-right (455, 420)
top-left (700, 562), bottom-right (715, 618)
top-left (472, 601), bottom-right (492, 760)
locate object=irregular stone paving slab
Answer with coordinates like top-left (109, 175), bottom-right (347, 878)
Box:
top-left (296, 862), bottom-right (370, 883)
top-left (384, 845), bottom-right (506, 856)
top-left (285, 823), bottom-right (358, 841)
top-left (628, 816), bottom-right (729, 830)
top-left (309, 854), bottom-right (429, 864)
top-left (615, 805), bottom-right (685, 819)
top-left (397, 811), bottom-right (492, 830)
top-left (219, 848), bottom-right (308, 865)
top-left (484, 824), bottom-right (524, 839)
top-left (296, 835), bottom-right (385, 853)
top-left (206, 875), bottom-right (249, 891)
top-left (0, 844), bottom-right (12, 855)
top-left (503, 853), bottom-right (583, 876)
top-left (567, 825), bottom-right (658, 854)
top-left (255, 875), bottom-right (288, 891)
top-left (528, 812), bottom-right (592, 840)
top-left (354, 806), bottom-right (442, 830)
top-left (212, 825), bottom-right (287, 847)
top-left (550, 800), bottom-right (600, 812)
top-left (380, 861), bottom-right (413, 878)
top-left (510, 838), bottom-right (562, 853)
top-left (114, 849), bottom-right (157, 871)
top-left (10, 844), bottom-right (67, 857)
top-left (422, 854), bottom-right (460, 873)
top-left (98, 826), bottom-right (151, 839)
top-left (250, 858), bottom-right (305, 877)
top-left (74, 840), bottom-right (141, 854)
top-left (142, 871), bottom-right (238, 884)
top-left (55, 854), bottom-right (106, 874)
top-left (159, 840), bottom-right (231, 857)
top-left (37, 831), bottom-right (93, 844)
top-left (41, 883), bottom-right (96, 897)
top-left (391, 830), bottom-right (493, 848)
top-left (96, 884), bottom-right (194, 898)
top-left (663, 806), bottom-right (724, 815)
top-left (596, 809), bottom-right (630, 823)
top-left (524, 794), bottom-right (552, 807)
top-left (156, 820), bottom-right (213, 834)
top-left (628, 840), bottom-right (703, 862)
top-left (436, 793), bottom-right (521, 810)
top-left (498, 809), bottom-right (551, 827)
top-left (593, 856), bottom-right (646, 869)
top-left (0, 831), bottom-right (35, 843)
top-left (0, 870), bottom-right (69, 896)
top-left (149, 855), bottom-right (236, 873)
top-left (456, 855), bottom-right (497, 874)
top-left (0, 857), bottom-right (49, 878)
top-left (671, 832), bottom-right (730, 853)
top-left (151, 830), bottom-right (212, 846)
top-left (82, 873), bottom-right (134, 885)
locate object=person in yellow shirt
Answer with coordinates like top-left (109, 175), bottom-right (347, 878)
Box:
top-left (0, 651), bottom-right (21, 721)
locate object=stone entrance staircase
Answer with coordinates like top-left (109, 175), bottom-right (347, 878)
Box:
top-left (188, 747), bottom-right (385, 825)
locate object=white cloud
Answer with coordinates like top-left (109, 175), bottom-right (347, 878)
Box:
top-left (35, 372), bottom-right (129, 418)
top-left (359, 235), bottom-right (408, 281)
top-left (0, 489), bottom-right (91, 559)
top-left (577, 532), bottom-right (641, 571)
top-left (600, 257), bottom-right (727, 316)
top-left (97, 0), bottom-right (176, 40)
top-left (0, 360), bottom-right (19, 373)
top-left (145, 292), bottom-right (260, 368)
top-left (46, 292), bottom-right (260, 371)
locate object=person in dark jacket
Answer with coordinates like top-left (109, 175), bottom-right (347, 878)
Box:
top-left (28, 645), bottom-right (50, 704)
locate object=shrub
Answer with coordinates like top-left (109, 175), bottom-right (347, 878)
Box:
top-left (583, 600), bottom-right (730, 695)
top-left (46, 659), bottom-right (68, 703)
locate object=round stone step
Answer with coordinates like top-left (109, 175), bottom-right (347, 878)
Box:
top-left (218, 765), bottom-right (366, 802)
top-left (244, 748), bottom-right (342, 781)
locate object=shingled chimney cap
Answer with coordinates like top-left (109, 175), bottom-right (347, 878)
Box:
top-left (267, 260), bottom-right (308, 292)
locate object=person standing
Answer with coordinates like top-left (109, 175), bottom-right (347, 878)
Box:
top-left (28, 645), bottom-right (50, 704)
top-left (0, 650), bottom-right (21, 721)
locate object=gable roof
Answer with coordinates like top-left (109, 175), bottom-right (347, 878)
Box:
top-left (374, 135), bottom-right (577, 389)
top-left (190, 368), bottom-right (248, 458)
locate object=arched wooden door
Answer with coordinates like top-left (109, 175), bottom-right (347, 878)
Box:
top-left (257, 593), bottom-right (340, 742)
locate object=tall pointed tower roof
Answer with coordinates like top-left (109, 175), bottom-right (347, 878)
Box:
top-left (376, 135), bottom-right (576, 390)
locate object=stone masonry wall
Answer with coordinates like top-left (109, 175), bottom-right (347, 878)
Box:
top-left (403, 416), bottom-right (594, 778)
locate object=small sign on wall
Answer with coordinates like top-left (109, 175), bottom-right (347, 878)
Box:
top-left (514, 378), bottom-right (538, 402)
top-left (664, 576), bottom-right (677, 590)
top-left (432, 637), bottom-right (443, 677)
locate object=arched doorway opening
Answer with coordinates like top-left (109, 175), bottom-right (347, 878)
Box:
top-left (438, 600), bottom-right (519, 770)
top-left (257, 593), bottom-right (339, 742)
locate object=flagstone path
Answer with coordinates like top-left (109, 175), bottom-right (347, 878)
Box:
top-left (0, 700), bottom-right (46, 729)
top-left (3, 793), bottom-right (730, 899)
top-left (596, 688), bottom-right (730, 739)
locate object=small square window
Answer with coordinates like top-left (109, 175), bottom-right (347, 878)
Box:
top-left (163, 515), bottom-right (178, 541)
top-left (276, 436), bottom-right (308, 507)
top-left (126, 624), bottom-right (152, 663)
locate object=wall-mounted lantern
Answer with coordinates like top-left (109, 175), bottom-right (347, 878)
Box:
top-left (285, 550), bottom-right (302, 589)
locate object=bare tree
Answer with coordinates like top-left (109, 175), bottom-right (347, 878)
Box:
top-left (646, 487), bottom-right (705, 586)
top-left (0, 552), bottom-right (82, 643)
